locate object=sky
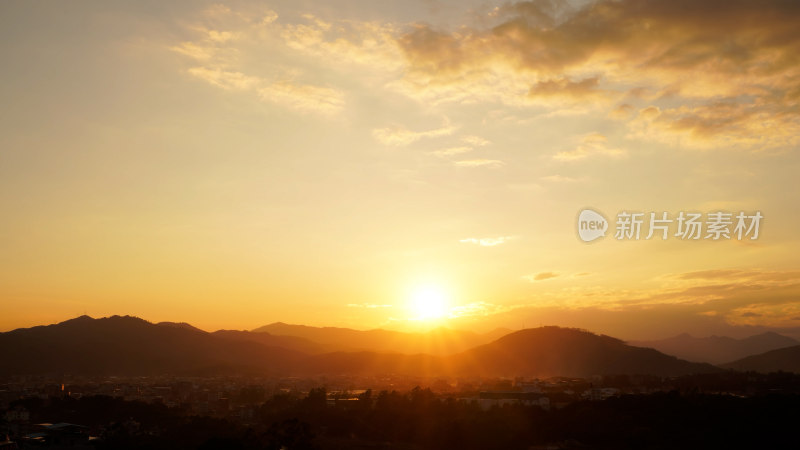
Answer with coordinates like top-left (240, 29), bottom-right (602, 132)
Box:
top-left (1, 0), bottom-right (800, 340)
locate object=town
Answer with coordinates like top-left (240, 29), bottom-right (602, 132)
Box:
top-left (3, 371), bottom-right (799, 449)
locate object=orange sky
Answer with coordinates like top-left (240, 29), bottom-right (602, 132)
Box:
top-left (1, 0), bottom-right (800, 340)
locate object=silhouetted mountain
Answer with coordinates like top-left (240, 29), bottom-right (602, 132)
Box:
top-left (0, 315), bottom-right (305, 376)
top-left (252, 322), bottom-right (511, 356)
top-left (631, 332), bottom-right (798, 364)
top-left (450, 327), bottom-right (720, 377)
top-left (212, 329), bottom-right (327, 354)
top-left (0, 318), bottom-right (719, 378)
top-left (722, 345), bottom-right (800, 373)
top-left (156, 321), bottom-right (206, 333)
top-left (299, 327), bottom-right (720, 377)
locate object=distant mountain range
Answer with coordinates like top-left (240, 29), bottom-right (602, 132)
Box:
top-left (0, 316), bottom-right (725, 378)
top-left (722, 345), bottom-right (800, 373)
top-left (252, 322), bottom-right (512, 356)
top-left (630, 332), bottom-right (798, 365)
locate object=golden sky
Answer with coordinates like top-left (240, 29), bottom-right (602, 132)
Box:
top-left (1, 0), bottom-right (799, 340)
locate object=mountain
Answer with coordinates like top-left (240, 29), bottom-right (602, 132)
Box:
top-left (301, 327), bottom-right (720, 378)
top-left (721, 345), bottom-right (800, 373)
top-left (211, 329), bottom-right (327, 354)
top-left (252, 322), bottom-right (512, 356)
top-left (631, 332), bottom-right (798, 364)
top-left (0, 318), bottom-right (719, 378)
top-left (449, 327), bottom-right (720, 378)
top-left (0, 315), bottom-right (305, 376)
top-left (156, 321), bottom-right (206, 333)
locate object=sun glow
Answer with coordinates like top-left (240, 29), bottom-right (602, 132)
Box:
top-left (409, 285), bottom-right (450, 321)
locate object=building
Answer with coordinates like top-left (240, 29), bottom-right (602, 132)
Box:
top-left (476, 391), bottom-right (550, 410)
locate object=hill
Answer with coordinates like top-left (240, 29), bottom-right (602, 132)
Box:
top-left (450, 327), bottom-right (720, 378)
top-left (631, 332), bottom-right (798, 364)
top-left (721, 345), bottom-right (800, 373)
top-left (0, 315), bottom-right (305, 376)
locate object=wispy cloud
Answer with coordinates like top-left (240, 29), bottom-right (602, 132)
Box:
top-left (280, 14), bottom-right (402, 70)
top-left (431, 146), bottom-right (473, 157)
top-left (528, 76), bottom-right (607, 105)
top-left (523, 272), bottom-right (560, 282)
top-left (448, 301), bottom-right (519, 318)
top-left (671, 269), bottom-right (800, 283)
top-left (172, 6), bottom-right (348, 116)
top-left (454, 159), bottom-right (505, 168)
top-left (461, 135), bottom-right (491, 147)
top-left (186, 67), bottom-right (259, 90)
top-left (372, 119), bottom-right (458, 146)
top-left (553, 133), bottom-right (625, 161)
top-left (460, 236), bottom-right (514, 247)
top-left (258, 81), bottom-right (345, 115)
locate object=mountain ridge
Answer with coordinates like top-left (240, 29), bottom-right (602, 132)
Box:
top-left (253, 321), bottom-right (512, 356)
top-left (631, 331), bottom-right (798, 364)
top-left (722, 345), bottom-right (800, 373)
top-left (0, 316), bottom-right (720, 378)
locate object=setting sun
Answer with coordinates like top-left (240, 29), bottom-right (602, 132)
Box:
top-left (409, 285), bottom-right (450, 321)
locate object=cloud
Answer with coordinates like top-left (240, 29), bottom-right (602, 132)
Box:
top-left (461, 135), bottom-right (491, 146)
top-left (186, 67), bottom-right (260, 90)
top-left (448, 301), bottom-right (519, 318)
top-left (460, 236), bottom-right (514, 246)
top-left (372, 120), bottom-right (458, 146)
top-left (172, 1), bottom-right (800, 148)
top-left (609, 103), bottom-right (634, 120)
top-left (171, 42), bottom-right (215, 61)
top-left (183, 66), bottom-right (345, 114)
top-left (171, 8), bottom-right (349, 116)
top-left (628, 101), bottom-right (800, 150)
top-left (523, 272), bottom-right (560, 282)
top-left (527, 76), bottom-right (607, 104)
top-left (454, 159), bottom-right (505, 168)
top-left (727, 301), bottom-right (800, 327)
top-left (395, 0), bottom-right (800, 150)
top-left (672, 269), bottom-right (800, 283)
top-left (261, 10), bottom-right (278, 24)
top-left (540, 174), bottom-right (581, 183)
top-left (280, 15), bottom-right (402, 70)
top-left (553, 133), bottom-right (625, 161)
top-left (431, 146), bottom-right (472, 157)
top-left (674, 269), bottom-right (750, 280)
top-left (258, 81), bottom-right (345, 114)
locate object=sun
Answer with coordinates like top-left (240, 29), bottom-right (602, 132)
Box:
top-left (409, 285), bottom-right (450, 321)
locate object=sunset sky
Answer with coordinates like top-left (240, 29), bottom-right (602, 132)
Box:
top-left (2, 0), bottom-right (799, 340)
